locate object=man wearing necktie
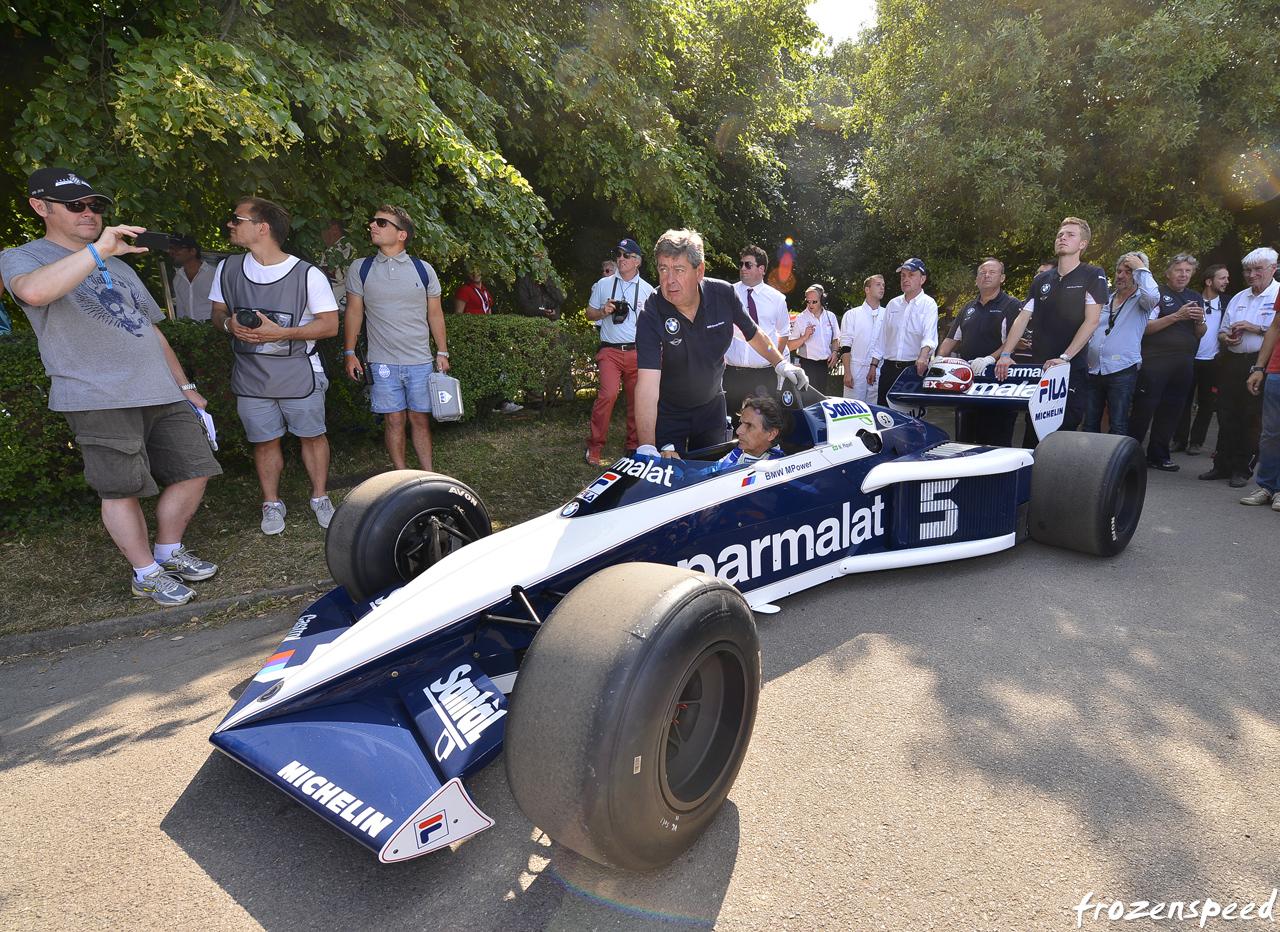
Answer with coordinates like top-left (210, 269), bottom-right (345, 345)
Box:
top-left (726, 245), bottom-right (791, 417)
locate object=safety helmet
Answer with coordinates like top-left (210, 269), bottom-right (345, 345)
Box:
top-left (922, 356), bottom-right (973, 392)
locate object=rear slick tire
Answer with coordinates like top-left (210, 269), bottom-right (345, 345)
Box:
top-left (504, 563), bottom-right (761, 871)
top-left (1029, 431), bottom-right (1146, 556)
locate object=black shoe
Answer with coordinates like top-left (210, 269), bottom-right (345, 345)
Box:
top-left (1198, 469), bottom-right (1230, 481)
top-left (1149, 460), bottom-right (1180, 472)
top-left (1229, 474), bottom-right (1249, 489)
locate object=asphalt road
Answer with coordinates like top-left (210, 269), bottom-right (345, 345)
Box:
top-left (3, 459), bottom-right (1278, 931)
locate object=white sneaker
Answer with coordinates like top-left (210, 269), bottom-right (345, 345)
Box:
top-left (261, 501), bottom-right (287, 535)
top-left (497, 401), bottom-right (523, 414)
top-left (310, 496), bottom-right (335, 529)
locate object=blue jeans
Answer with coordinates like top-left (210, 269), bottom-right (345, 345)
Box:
top-left (1083, 366), bottom-right (1139, 435)
top-left (1257, 374), bottom-right (1280, 493)
top-left (370, 361), bottom-right (434, 414)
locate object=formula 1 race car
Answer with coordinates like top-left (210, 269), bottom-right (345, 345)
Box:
top-left (211, 364), bottom-right (1146, 871)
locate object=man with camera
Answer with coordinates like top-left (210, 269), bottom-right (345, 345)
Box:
top-left (1, 167), bottom-right (221, 605)
top-left (210, 197), bottom-right (339, 535)
top-left (342, 205), bottom-right (449, 472)
top-left (583, 237), bottom-right (655, 466)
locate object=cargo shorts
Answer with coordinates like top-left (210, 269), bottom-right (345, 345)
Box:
top-left (64, 401), bottom-right (222, 500)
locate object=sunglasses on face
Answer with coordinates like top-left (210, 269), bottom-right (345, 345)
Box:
top-left (227, 213), bottom-right (257, 226)
top-left (369, 217), bottom-right (403, 230)
top-left (616, 251), bottom-right (639, 260)
top-left (48, 199), bottom-right (107, 214)
top-left (740, 261), bottom-right (757, 268)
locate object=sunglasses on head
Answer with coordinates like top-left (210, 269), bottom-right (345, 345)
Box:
top-left (370, 217), bottom-right (403, 230)
top-left (48, 199), bottom-right (107, 214)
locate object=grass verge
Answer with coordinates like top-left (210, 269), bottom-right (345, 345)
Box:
top-left (0, 398), bottom-right (619, 638)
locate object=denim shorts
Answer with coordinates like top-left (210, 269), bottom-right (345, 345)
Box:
top-left (370, 361), bottom-right (434, 414)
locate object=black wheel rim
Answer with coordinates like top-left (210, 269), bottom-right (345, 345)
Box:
top-left (660, 641), bottom-right (749, 812)
top-left (392, 507), bottom-right (482, 582)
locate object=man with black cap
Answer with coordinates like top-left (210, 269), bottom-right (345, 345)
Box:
top-left (167, 234), bottom-right (215, 321)
top-left (0, 167), bottom-right (221, 605)
top-left (583, 237), bottom-right (655, 465)
top-left (869, 257), bottom-right (939, 406)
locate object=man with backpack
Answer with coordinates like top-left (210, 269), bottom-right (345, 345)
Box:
top-left (342, 205), bottom-right (450, 471)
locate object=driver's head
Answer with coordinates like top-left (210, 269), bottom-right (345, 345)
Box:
top-left (736, 395), bottom-right (784, 457)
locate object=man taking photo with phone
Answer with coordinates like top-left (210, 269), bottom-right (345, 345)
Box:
top-left (0, 167), bottom-right (221, 605)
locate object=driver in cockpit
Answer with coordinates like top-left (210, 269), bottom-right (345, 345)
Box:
top-left (718, 395), bottom-right (786, 470)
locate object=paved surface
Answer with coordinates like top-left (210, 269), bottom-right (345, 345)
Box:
top-left (3, 460), bottom-right (1278, 931)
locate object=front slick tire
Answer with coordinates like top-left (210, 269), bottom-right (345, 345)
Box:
top-left (505, 563), bottom-right (760, 871)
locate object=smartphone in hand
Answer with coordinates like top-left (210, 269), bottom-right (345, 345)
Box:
top-left (133, 231), bottom-right (180, 251)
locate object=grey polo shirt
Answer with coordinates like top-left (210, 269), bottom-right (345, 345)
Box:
top-left (345, 252), bottom-right (442, 365)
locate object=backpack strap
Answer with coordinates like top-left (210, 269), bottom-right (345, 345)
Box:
top-left (410, 257), bottom-right (433, 293)
top-left (358, 256), bottom-right (374, 286)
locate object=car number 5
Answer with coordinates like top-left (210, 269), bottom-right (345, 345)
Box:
top-left (919, 479), bottom-right (959, 540)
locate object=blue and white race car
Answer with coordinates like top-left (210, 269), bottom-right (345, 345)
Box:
top-left (211, 365), bottom-right (1146, 871)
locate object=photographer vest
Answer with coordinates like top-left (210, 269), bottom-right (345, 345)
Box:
top-left (221, 254), bottom-right (320, 399)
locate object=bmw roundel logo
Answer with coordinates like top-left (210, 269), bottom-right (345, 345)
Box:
top-left (560, 501), bottom-right (580, 517)
top-left (782, 390), bottom-right (795, 406)
top-left (1163, 295), bottom-right (1173, 304)
top-left (664, 317), bottom-right (679, 334)
top-left (1040, 283), bottom-right (1051, 295)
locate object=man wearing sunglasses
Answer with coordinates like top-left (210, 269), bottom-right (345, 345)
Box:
top-left (0, 167), bottom-right (222, 606)
top-left (210, 197), bottom-right (339, 535)
top-left (342, 205), bottom-right (449, 471)
top-left (726, 245), bottom-right (790, 416)
top-left (583, 237), bottom-right (655, 466)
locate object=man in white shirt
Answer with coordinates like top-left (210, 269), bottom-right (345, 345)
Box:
top-left (869, 258), bottom-right (939, 406)
top-left (584, 237), bottom-right (655, 465)
top-left (167, 236), bottom-right (215, 321)
top-left (210, 197), bottom-right (340, 534)
top-left (726, 245), bottom-right (791, 415)
top-left (1174, 263), bottom-right (1229, 454)
top-left (788, 284), bottom-right (840, 393)
top-left (1200, 247), bottom-right (1279, 486)
top-left (840, 274), bottom-right (885, 402)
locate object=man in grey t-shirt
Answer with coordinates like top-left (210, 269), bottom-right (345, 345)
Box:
top-left (0, 167), bottom-right (221, 606)
top-left (342, 204), bottom-right (450, 470)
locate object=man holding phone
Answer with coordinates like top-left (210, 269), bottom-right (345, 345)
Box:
top-left (342, 205), bottom-right (449, 471)
top-left (1127, 253), bottom-right (1207, 470)
top-left (0, 167), bottom-right (221, 605)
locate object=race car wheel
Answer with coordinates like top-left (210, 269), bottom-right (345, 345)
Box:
top-left (505, 562), bottom-right (760, 871)
top-left (1028, 431), bottom-right (1146, 556)
top-left (325, 470), bottom-right (492, 602)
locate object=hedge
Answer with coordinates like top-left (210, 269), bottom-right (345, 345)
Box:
top-left (0, 314), bottom-right (599, 524)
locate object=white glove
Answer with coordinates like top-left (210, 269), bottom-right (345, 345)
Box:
top-left (775, 359), bottom-right (810, 392)
top-left (636, 444), bottom-right (660, 458)
top-left (968, 355), bottom-right (995, 376)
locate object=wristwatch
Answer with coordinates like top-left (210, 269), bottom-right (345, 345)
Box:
top-left (179, 382), bottom-right (197, 391)
top-left (1059, 352), bottom-right (1073, 362)
top-left (1249, 365), bottom-right (1265, 374)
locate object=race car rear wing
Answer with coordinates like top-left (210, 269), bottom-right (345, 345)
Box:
top-left (886, 362), bottom-right (1071, 439)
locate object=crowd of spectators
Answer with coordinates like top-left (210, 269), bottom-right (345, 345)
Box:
top-left (2, 165), bottom-right (1277, 609)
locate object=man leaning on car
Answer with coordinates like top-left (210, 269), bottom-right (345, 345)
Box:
top-left (0, 167), bottom-right (221, 606)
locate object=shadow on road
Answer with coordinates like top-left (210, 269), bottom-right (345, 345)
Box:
top-left (162, 752), bottom-right (738, 930)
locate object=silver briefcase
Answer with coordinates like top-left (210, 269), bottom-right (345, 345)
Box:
top-left (428, 371), bottom-right (464, 422)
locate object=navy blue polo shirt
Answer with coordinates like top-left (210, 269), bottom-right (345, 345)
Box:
top-left (949, 290), bottom-right (1023, 358)
top-left (1143, 285), bottom-right (1201, 359)
top-left (1025, 263), bottom-right (1109, 363)
top-left (637, 277), bottom-right (758, 409)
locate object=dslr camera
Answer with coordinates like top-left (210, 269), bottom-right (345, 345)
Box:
top-left (610, 300), bottom-right (631, 324)
top-left (235, 309), bottom-right (263, 329)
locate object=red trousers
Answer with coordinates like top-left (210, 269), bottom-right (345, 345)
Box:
top-left (587, 347), bottom-right (638, 456)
